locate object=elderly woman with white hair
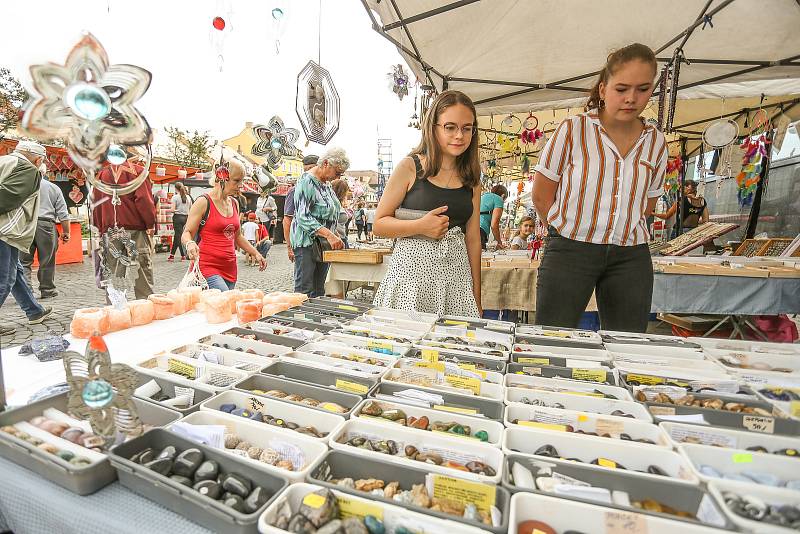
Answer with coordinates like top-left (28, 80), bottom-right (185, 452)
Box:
top-left (182, 159), bottom-right (266, 291)
top-left (291, 147), bottom-right (349, 296)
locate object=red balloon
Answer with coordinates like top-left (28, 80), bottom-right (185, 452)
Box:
top-left (212, 16), bottom-right (225, 30)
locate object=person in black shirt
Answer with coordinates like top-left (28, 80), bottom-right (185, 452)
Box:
top-left (654, 181), bottom-right (709, 234)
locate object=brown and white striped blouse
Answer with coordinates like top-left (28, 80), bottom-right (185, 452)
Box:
top-left (534, 113), bottom-right (667, 247)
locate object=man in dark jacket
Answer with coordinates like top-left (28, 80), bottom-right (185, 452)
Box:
top-left (91, 159), bottom-right (157, 300)
top-left (0, 141), bottom-right (53, 336)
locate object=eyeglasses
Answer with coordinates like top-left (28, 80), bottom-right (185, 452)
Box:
top-left (436, 123), bottom-right (475, 137)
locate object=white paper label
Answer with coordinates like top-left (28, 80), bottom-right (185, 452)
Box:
top-left (174, 385), bottom-right (195, 407)
top-left (268, 439), bottom-right (306, 471)
top-left (199, 350), bottom-right (220, 364)
top-left (551, 471), bottom-right (591, 488)
top-left (531, 409), bottom-right (577, 426)
top-left (697, 494), bottom-right (727, 527)
top-left (742, 415), bottom-right (775, 434)
top-left (670, 427), bottom-right (737, 448)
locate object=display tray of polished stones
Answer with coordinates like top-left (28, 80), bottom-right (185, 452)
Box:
top-left (514, 332), bottom-right (606, 352)
top-left (297, 341), bottom-right (401, 367)
top-left (504, 386), bottom-right (653, 422)
top-left (438, 314), bottom-right (516, 334)
top-left (243, 319), bottom-right (324, 344)
top-left (507, 362), bottom-right (619, 387)
top-left (503, 453), bottom-right (732, 529)
top-left (504, 373), bottom-right (633, 401)
top-left (502, 425), bottom-right (698, 485)
top-left (660, 421), bottom-right (800, 458)
top-left (334, 326), bottom-right (420, 346)
top-left (0, 392), bottom-right (180, 495)
top-left (323, 333), bottom-right (412, 358)
top-left (200, 390), bottom-right (345, 441)
top-left (755, 386), bottom-right (800, 420)
top-left (134, 372), bottom-right (216, 415)
top-left (109, 428), bottom-right (288, 534)
top-left (135, 352), bottom-right (249, 392)
top-left (510, 350), bottom-right (611, 367)
top-left (306, 296), bottom-right (374, 312)
top-left (642, 389), bottom-right (800, 435)
top-left (514, 325), bottom-right (603, 347)
top-left (259, 359), bottom-right (377, 397)
top-left (707, 478), bottom-right (800, 533)
top-left (353, 399), bottom-right (504, 447)
top-left (209, 326), bottom-right (305, 351)
top-left (406, 346), bottom-right (508, 373)
top-left (169, 342), bottom-right (277, 374)
top-left (274, 308), bottom-right (348, 328)
top-left (380, 365), bottom-right (504, 401)
top-left (259, 483), bottom-right (488, 534)
top-left (370, 381), bottom-right (506, 421)
top-left (393, 357), bottom-right (505, 386)
top-left (281, 350), bottom-right (392, 379)
top-left (309, 449), bottom-right (510, 533)
top-left (297, 302), bottom-right (363, 320)
top-left (256, 315), bottom-right (336, 335)
top-left (234, 372), bottom-right (362, 417)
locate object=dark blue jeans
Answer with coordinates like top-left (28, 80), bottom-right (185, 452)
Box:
top-left (0, 239), bottom-right (45, 319)
top-left (293, 246), bottom-right (330, 297)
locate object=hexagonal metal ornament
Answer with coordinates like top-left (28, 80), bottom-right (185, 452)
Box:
top-left (295, 60), bottom-right (340, 145)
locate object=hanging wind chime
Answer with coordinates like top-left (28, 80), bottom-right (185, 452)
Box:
top-left (387, 64), bottom-right (410, 101)
top-left (736, 108), bottom-right (770, 208)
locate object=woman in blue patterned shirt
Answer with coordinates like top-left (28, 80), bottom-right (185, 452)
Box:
top-left (291, 147), bottom-right (349, 296)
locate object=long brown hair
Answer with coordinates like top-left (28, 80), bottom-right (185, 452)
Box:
top-left (587, 43), bottom-right (657, 111)
top-left (515, 216), bottom-right (534, 237)
top-left (175, 181), bottom-right (188, 203)
top-left (411, 90), bottom-right (480, 188)
top-left (331, 178), bottom-right (350, 204)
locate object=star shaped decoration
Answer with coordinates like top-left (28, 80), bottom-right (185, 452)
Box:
top-left (63, 334), bottom-right (142, 448)
top-left (387, 64), bottom-right (409, 101)
top-left (20, 31), bottom-right (152, 171)
top-left (251, 116), bottom-right (300, 171)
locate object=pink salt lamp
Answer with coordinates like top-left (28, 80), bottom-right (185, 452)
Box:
top-left (205, 294), bottom-right (232, 324)
top-left (236, 298), bottom-right (263, 324)
top-left (148, 294), bottom-right (175, 320)
top-left (128, 299), bottom-right (155, 326)
top-left (104, 306), bottom-right (132, 332)
top-left (70, 308), bottom-right (110, 339)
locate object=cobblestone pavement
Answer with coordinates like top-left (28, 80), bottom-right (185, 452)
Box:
top-left (0, 245), bottom-right (297, 346)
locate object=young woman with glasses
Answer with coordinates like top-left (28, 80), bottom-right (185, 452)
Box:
top-left (373, 90), bottom-right (482, 316)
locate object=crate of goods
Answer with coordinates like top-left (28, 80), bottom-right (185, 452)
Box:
top-left (233, 374), bottom-right (362, 419)
top-left (505, 387), bottom-right (653, 422)
top-left (707, 478), bottom-right (800, 534)
top-left (135, 352), bottom-right (249, 392)
top-left (134, 372), bottom-right (216, 415)
top-left (260, 360), bottom-right (377, 397)
top-left (504, 373), bottom-right (632, 401)
top-left (370, 382), bottom-right (506, 422)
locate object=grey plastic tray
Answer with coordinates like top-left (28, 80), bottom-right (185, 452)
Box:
top-left (646, 400), bottom-right (800, 436)
top-left (511, 353), bottom-right (603, 368)
top-left (259, 360), bottom-right (377, 396)
top-left (307, 296), bottom-right (373, 311)
top-left (109, 428), bottom-right (288, 534)
top-left (407, 348), bottom-right (507, 373)
top-left (507, 362), bottom-right (619, 386)
top-left (515, 334), bottom-right (605, 350)
top-left (274, 309), bottom-right (347, 328)
top-left (298, 303), bottom-right (362, 319)
top-left (309, 449), bottom-right (510, 533)
top-left (0, 392), bottom-right (181, 495)
top-left (135, 372), bottom-right (216, 415)
top-left (370, 382), bottom-right (505, 421)
top-left (601, 334), bottom-right (701, 349)
top-left (257, 315), bottom-right (336, 333)
top-left (502, 453), bottom-right (733, 530)
top-left (219, 326), bottom-right (305, 349)
top-left (234, 374), bottom-right (362, 417)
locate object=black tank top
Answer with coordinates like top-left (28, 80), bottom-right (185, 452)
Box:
top-left (681, 196), bottom-right (706, 228)
top-left (400, 155), bottom-right (473, 231)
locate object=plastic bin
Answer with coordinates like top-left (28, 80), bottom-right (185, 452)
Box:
top-left (329, 418), bottom-right (504, 484)
top-left (0, 392), bottom-right (180, 495)
top-left (259, 360), bottom-right (377, 397)
top-left (407, 347), bottom-right (507, 373)
top-left (504, 373), bottom-right (632, 401)
top-left (370, 381), bottom-right (506, 421)
top-left (381, 368), bottom-right (504, 401)
top-left (170, 342), bottom-right (277, 373)
top-left (258, 482), bottom-right (488, 534)
top-left (351, 398), bottom-right (505, 447)
top-left (392, 359), bottom-right (504, 385)
top-left (347, 321), bottom-right (428, 341)
top-left (298, 342), bottom-right (400, 365)
top-left (514, 325), bottom-right (603, 346)
top-left (611, 351), bottom-right (727, 373)
top-left (364, 306), bottom-right (438, 323)
top-left (440, 314), bottom-right (515, 334)
top-left (110, 428), bottom-right (288, 534)
top-left (307, 296), bottom-right (374, 312)
top-left (255, 315), bottom-right (335, 334)
top-left (689, 337), bottom-right (800, 355)
top-left (135, 352), bottom-right (250, 392)
top-left (172, 411), bottom-right (327, 482)
top-left (508, 488), bottom-right (729, 534)
top-left (298, 302), bottom-right (362, 320)
top-left (322, 333), bottom-right (412, 358)
top-left (243, 320), bottom-right (324, 344)
top-left (354, 314), bottom-right (434, 334)
top-left (505, 387), bottom-right (653, 421)
top-left (679, 442), bottom-right (800, 492)
top-left (707, 478), bottom-right (800, 534)
top-left (309, 449), bottom-right (509, 533)
top-left (504, 403), bottom-right (669, 446)
top-left (201, 331), bottom-right (299, 354)
top-left (414, 341), bottom-right (509, 363)
top-left (507, 362), bottom-right (619, 386)
top-left (660, 421), bottom-right (800, 455)
top-left (280, 351), bottom-right (390, 379)
top-left (200, 390), bottom-right (346, 442)
top-left (503, 453), bottom-right (732, 529)
top-left (135, 372), bottom-right (216, 415)
top-left (234, 373), bottom-right (363, 417)
top-left (274, 309), bottom-right (347, 328)
top-left (502, 425), bottom-right (698, 485)
top-left (510, 350), bottom-right (611, 366)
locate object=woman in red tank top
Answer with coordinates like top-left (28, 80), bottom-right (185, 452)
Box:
top-left (181, 160), bottom-right (266, 291)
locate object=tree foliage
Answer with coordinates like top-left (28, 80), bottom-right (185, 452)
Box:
top-left (164, 126), bottom-right (214, 169)
top-left (0, 68), bottom-right (29, 133)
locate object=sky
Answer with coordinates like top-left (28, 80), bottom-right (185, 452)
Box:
top-left (1, 0), bottom-right (421, 170)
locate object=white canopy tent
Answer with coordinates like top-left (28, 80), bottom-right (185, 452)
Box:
top-left (362, 0), bottom-right (800, 114)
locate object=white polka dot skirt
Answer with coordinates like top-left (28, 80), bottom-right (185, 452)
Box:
top-left (374, 227), bottom-right (480, 317)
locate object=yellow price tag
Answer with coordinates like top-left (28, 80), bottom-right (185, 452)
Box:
top-left (431, 474), bottom-right (496, 513)
top-left (335, 379), bottom-right (369, 395)
top-left (518, 421), bottom-right (568, 432)
top-left (517, 357), bottom-right (550, 365)
top-left (367, 341), bottom-right (393, 351)
top-left (577, 413), bottom-right (589, 422)
top-left (626, 373), bottom-right (664, 385)
top-left (415, 361), bottom-right (445, 372)
top-left (571, 368), bottom-right (607, 383)
top-left (466, 331), bottom-right (476, 339)
top-left (445, 375), bottom-right (481, 395)
top-left (433, 404), bottom-right (478, 415)
top-left (337, 495), bottom-right (384, 520)
top-left (302, 493), bottom-right (327, 509)
top-left (421, 349), bottom-right (439, 362)
top-left (732, 453), bottom-right (752, 463)
top-left (597, 458), bottom-right (617, 469)
top-left (542, 331), bottom-right (571, 338)
top-left (338, 304), bottom-right (359, 312)
top-left (790, 401), bottom-right (800, 418)
top-left (457, 363), bottom-right (487, 379)
top-left (444, 320), bottom-right (469, 326)
top-left (563, 391), bottom-right (606, 397)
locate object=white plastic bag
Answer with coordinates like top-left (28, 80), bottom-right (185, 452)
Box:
top-left (178, 257), bottom-right (209, 290)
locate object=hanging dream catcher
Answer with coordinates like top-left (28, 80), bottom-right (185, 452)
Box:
top-left (387, 64), bottom-right (410, 101)
top-left (701, 118), bottom-right (739, 179)
top-left (251, 115), bottom-right (300, 170)
top-left (520, 112), bottom-right (543, 146)
top-left (296, 60), bottom-right (340, 145)
top-left (62, 334), bottom-right (142, 449)
top-left (735, 135), bottom-right (767, 208)
top-left (498, 114), bottom-right (521, 155)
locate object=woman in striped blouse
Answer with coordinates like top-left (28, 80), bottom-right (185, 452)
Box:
top-left (532, 43), bottom-right (667, 333)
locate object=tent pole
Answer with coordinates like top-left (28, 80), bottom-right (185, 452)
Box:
top-left (653, 0), bottom-right (735, 54)
top-left (387, 0), bottom-right (438, 90)
top-left (382, 0), bottom-right (481, 31)
top-left (744, 129), bottom-right (774, 239)
top-left (677, 137), bottom-right (688, 236)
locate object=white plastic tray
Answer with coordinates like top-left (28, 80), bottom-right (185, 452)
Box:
top-left (502, 425), bottom-right (698, 485)
top-left (322, 333), bottom-right (412, 358)
top-left (199, 389), bottom-right (346, 442)
top-left (611, 351), bottom-right (725, 371)
top-left (135, 352), bottom-right (249, 392)
top-left (169, 342), bottom-right (275, 373)
top-left (660, 421), bottom-right (800, 454)
top-left (329, 418), bottom-right (504, 484)
top-left (504, 373), bottom-right (632, 401)
top-left (689, 337), bottom-right (800, 356)
top-left (707, 479), bottom-right (800, 534)
top-left (199, 332), bottom-right (294, 358)
top-left (279, 350), bottom-right (389, 379)
top-left (172, 411), bottom-right (327, 482)
top-left (382, 368), bottom-right (504, 401)
top-left (298, 341), bottom-right (399, 365)
top-left (504, 387), bottom-right (653, 422)
top-left (258, 482), bottom-right (488, 534)
top-left (351, 398), bottom-right (505, 448)
top-left (393, 359), bottom-right (505, 385)
top-left (512, 343), bottom-right (610, 360)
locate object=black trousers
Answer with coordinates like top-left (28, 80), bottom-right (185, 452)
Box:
top-left (171, 214), bottom-right (188, 257)
top-left (535, 227), bottom-right (653, 333)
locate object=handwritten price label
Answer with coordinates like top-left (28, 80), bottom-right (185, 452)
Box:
top-left (605, 510), bottom-right (649, 534)
top-left (742, 415), bottom-right (775, 434)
